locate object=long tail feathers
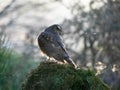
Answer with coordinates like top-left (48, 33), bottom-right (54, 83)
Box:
top-left (65, 58), bottom-right (77, 68)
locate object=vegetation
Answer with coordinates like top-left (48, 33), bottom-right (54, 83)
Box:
top-left (22, 61), bottom-right (110, 90)
top-left (0, 33), bottom-right (38, 90)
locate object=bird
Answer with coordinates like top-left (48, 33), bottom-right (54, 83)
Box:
top-left (38, 24), bottom-right (77, 68)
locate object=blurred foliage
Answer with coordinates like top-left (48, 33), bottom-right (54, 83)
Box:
top-left (63, 0), bottom-right (120, 68)
top-left (0, 33), bottom-right (38, 90)
top-left (62, 0), bottom-right (120, 89)
top-left (22, 61), bottom-right (110, 90)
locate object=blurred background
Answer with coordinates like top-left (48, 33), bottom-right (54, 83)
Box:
top-left (0, 0), bottom-right (120, 90)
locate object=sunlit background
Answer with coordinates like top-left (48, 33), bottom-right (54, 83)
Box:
top-left (0, 0), bottom-right (120, 90)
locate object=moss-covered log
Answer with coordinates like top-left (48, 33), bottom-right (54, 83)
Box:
top-left (22, 61), bottom-right (110, 90)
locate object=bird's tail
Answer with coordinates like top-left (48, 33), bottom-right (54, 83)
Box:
top-left (65, 57), bottom-right (77, 68)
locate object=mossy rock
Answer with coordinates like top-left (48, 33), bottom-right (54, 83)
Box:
top-left (22, 61), bottom-right (110, 90)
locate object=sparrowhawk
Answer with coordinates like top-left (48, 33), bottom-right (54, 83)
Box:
top-left (38, 24), bottom-right (77, 68)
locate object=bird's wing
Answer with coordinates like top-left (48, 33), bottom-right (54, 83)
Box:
top-left (53, 37), bottom-right (77, 68)
top-left (38, 31), bottom-right (77, 68)
top-left (40, 31), bottom-right (63, 48)
top-left (39, 31), bottom-right (69, 57)
top-left (46, 32), bottom-right (68, 55)
top-left (38, 31), bottom-right (60, 47)
top-left (56, 40), bottom-right (68, 55)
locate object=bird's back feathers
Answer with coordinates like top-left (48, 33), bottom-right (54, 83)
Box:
top-left (38, 25), bottom-right (77, 68)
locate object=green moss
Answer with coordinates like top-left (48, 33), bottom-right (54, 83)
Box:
top-left (22, 61), bottom-right (110, 90)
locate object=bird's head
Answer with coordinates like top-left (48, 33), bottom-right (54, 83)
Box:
top-left (45, 24), bottom-right (63, 35)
